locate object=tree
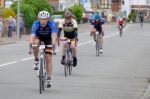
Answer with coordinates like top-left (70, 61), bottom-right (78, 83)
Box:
top-left (70, 4), bottom-right (84, 23)
top-left (11, 0), bottom-right (53, 28)
top-left (128, 11), bottom-right (136, 22)
top-left (2, 8), bottom-right (16, 19)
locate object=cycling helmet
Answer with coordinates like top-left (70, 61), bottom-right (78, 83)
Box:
top-left (38, 10), bottom-right (50, 19)
top-left (94, 13), bottom-right (101, 20)
top-left (64, 11), bottom-right (73, 19)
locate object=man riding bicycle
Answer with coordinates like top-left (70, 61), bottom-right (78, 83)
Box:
top-left (139, 11), bottom-right (144, 25)
top-left (29, 10), bottom-right (58, 87)
top-left (91, 13), bottom-right (105, 53)
top-left (58, 11), bottom-right (78, 67)
top-left (117, 17), bottom-right (124, 28)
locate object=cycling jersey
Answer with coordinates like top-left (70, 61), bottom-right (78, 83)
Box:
top-left (58, 19), bottom-right (78, 39)
top-left (118, 20), bottom-right (124, 26)
top-left (31, 21), bottom-right (58, 44)
top-left (92, 18), bottom-right (105, 32)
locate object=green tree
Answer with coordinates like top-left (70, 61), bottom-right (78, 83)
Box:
top-left (2, 8), bottom-right (16, 19)
top-left (11, 0), bottom-right (53, 28)
top-left (70, 4), bottom-right (84, 23)
top-left (128, 11), bottom-right (136, 22)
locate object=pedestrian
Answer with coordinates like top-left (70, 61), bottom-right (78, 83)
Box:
top-left (0, 16), bottom-right (3, 39)
top-left (19, 16), bottom-right (25, 37)
top-left (7, 16), bottom-right (16, 38)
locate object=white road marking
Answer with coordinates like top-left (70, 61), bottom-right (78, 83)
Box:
top-left (0, 24), bottom-right (132, 67)
top-left (21, 57), bottom-right (34, 61)
top-left (0, 61), bottom-right (18, 68)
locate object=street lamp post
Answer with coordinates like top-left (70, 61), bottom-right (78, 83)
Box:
top-left (17, 0), bottom-right (20, 38)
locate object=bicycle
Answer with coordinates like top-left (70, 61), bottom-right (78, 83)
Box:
top-left (59, 39), bottom-right (76, 76)
top-left (32, 42), bottom-right (53, 94)
top-left (118, 25), bottom-right (123, 37)
top-left (139, 17), bottom-right (144, 28)
top-left (95, 31), bottom-right (102, 56)
top-left (140, 20), bottom-right (143, 27)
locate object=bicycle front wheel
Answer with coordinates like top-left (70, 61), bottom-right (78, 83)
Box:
top-left (69, 58), bottom-right (73, 75)
top-left (64, 56), bottom-right (69, 77)
top-left (96, 38), bottom-right (100, 56)
top-left (120, 28), bottom-right (123, 37)
top-left (39, 58), bottom-right (44, 94)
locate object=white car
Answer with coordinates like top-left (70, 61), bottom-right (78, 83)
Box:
top-left (51, 15), bottom-right (62, 23)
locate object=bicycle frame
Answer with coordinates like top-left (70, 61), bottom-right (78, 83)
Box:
top-left (60, 39), bottom-right (74, 76)
top-left (32, 42), bottom-right (53, 94)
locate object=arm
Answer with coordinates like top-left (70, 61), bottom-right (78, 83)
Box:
top-left (57, 28), bottom-right (62, 38)
top-left (50, 22), bottom-right (58, 46)
top-left (29, 21), bottom-right (39, 48)
top-left (72, 19), bottom-right (78, 38)
top-left (57, 19), bottom-right (63, 38)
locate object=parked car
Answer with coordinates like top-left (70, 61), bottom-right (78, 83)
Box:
top-left (82, 13), bottom-right (88, 23)
top-left (51, 15), bottom-right (62, 24)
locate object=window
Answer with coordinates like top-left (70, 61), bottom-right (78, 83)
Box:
top-left (101, 0), bottom-right (111, 9)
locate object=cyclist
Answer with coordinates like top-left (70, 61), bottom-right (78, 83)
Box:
top-left (122, 16), bottom-right (126, 27)
top-left (29, 10), bottom-right (58, 87)
top-left (139, 11), bottom-right (144, 25)
top-left (117, 17), bottom-right (124, 30)
top-left (91, 13), bottom-right (105, 53)
top-left (58, 11), bottom-right (78, 67)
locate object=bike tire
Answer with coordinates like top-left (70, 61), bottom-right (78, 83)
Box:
top-left (96, 38), bottom-right (100, 56)
top-left (64, 56), bottom-right (68, 77)
top-left (39, 58), bottom-right (44, 94)
top-left (69, 60), bottom-right (72, 75)
top-left (120, 28), bottom-right (123, 37)
top-left (141, 22), bottom-right (143, 27)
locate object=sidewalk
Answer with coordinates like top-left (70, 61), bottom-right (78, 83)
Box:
top-left (0, 23), bottom-right (91, 45)
top-left (0, 35), bottom-right (29, 45)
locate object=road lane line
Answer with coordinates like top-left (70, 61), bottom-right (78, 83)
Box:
top-left (0, 61), bottom-right (18, 68)
top-left (78, 40), bottom-right (93, 46)
top-left (0, 24), bottom-right (132, 67)
top-left (21, 57), bottom-right (34, 61)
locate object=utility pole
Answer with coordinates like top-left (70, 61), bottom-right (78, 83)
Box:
top-left (66, 0), bottom-right (69, 11)
top-left (17, 0), bottom-right (21, 38)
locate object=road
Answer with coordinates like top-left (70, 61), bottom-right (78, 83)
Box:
top-left (0, 23), bottom-right (150, 99)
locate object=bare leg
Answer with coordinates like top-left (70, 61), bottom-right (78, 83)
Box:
top-left (45, 54), bottom-right (52, 78)
top-left (99, 34), bottom-right (103, 49)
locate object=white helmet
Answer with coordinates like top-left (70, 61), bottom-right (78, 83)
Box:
top-left (38, 11), bottom-right (50, 19)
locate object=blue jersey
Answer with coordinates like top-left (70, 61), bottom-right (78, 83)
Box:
top-left (31, 20), bottom-right (58, 44)
top-left (31, 20), bottom-right (58, 36)
top-left (92, 18), bottom-right (105, 32)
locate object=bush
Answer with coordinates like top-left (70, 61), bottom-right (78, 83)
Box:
top-left (70, 4), bottom-right (84, 23)
top-left (128, 11), bottom-right (136, 22)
